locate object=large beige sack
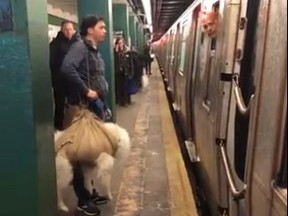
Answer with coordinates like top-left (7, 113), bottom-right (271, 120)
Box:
top-left (56, 105), bottom-right (118, 165)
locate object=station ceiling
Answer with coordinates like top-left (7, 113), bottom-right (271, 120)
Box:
top-left (47, 0), bottom-right (194, 41)
top-left (152, 0), bottom-right (194, 41)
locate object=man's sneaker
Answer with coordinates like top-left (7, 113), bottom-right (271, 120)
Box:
top-left (91, 193), bottom-right (109, 205)
top-left (76, 201), bottom-right (101, 216)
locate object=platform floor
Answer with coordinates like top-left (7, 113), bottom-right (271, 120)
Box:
top-left (59, 63), bottom-right (198, 216)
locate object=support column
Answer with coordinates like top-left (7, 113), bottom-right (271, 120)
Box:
top-left (78, 0), bottom-right (116, 122)
top-left (137, 23), bottom-right (144, 54)
top-left (0, 0), bottom-right (57, 215)
top-left (136, 21), bottom-right (139, 49)
top-left (113, 3), bottom-right (130, 45)
top-left (129, 15), bottom-right (136, 47)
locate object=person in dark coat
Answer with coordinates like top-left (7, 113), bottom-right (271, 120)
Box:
top-left (60, 15), bottom-right (110, 216)
top-left (114, 38), bottom-right (131, 106)
top-left (143, 42), bottom-right (152, 75)
top-left (129, 46), bottom-right (143, 90)
top-left (49, 21), bottom-right (79, 131)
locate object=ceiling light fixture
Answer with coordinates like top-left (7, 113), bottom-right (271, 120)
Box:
top-left (141, 0), bottom-right (153, 32)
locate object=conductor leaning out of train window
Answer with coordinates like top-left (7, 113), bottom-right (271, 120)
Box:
top-left (60, 15), bottom-right (110, 216)
top-left (114, 37), bottom-right (131, 106)
top-left (49, 21), bottom-right (80, 131)
top-left (201, 11), bottom-right (219, 38)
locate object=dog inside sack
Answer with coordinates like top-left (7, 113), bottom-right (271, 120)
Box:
top-left (56, 106), bottom-right (118, 164)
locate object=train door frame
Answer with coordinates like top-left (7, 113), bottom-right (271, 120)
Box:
top-left (206, 0), bottom-right (233, 213)
top-left (183, 2), bottom-right (202, 157)
top-left (175, 14), bottom-right (193, 136)
top-left (216, 0), bottom-right (254, 214)
top-left (171, 23), bottom-right (181, 105)
top-left (168, 28), bottom-right (177, 94)
top-left (165, 30), bottom-right (173, 83)
top-left (192, 0), bottom-right (231, 213)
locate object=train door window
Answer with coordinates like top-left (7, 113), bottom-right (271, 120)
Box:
top-left (166, 33), bottom-right (172, 63)
top-left (234, 0), bottom-right (260, 181)
top-left (190, 6), bottom-right (201, 78)
top-left (175, 24), bottom-right (181, 69)
top-left (203, 2), bottom-right (219, 108)
top-left (171, 32), bottom-right (176, 65)
top-left (179, 20), bottom-right (190, 74)
top-left (166, 31), bottom-right (173, 73)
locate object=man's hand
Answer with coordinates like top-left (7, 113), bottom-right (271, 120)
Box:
top-left (86, 89), bottom-right (98, 100)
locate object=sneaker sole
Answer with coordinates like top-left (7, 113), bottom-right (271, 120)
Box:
top-left (76, 206), bottom-right (100, 216)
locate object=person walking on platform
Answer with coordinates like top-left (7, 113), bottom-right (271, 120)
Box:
top-left (114, 38), bottom-right (131, 106)
top-left (49, 21), bottom-right (79, 131)
top-left (61, 15), bottom-right (110, 216)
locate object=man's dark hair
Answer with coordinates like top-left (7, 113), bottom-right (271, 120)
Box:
top-left (80, 15), bottom-right (104, 36)
top-left (61, 20), bottom-right (74, 28)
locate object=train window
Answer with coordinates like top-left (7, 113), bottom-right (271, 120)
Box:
top-left (234, 0), bottom-right (260, 181)
top-left (179, 42), bottom-right (187, 73)
top-left (203, 2), bottom-right (219, 108)
top-left (171, 35), bottom-right (176, 63)
top-left (179, 23), bottom-right (190, 73)
top-left (277, 119), bottom-right (287, 189)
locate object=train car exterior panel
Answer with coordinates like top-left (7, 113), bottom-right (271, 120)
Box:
top-left (154, 0), bottom-right (287, 215)
top-left (246, 0), bottom-right (287, 215)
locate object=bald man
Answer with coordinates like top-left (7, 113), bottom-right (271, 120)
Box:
top-left (201, 11), bottom-right (219, 38)
top-left (50, 21), bottom-right (79, 131)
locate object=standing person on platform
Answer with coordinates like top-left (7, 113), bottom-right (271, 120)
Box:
top-left (144, 42), bottom-right (152, 75)
top-left (114, 38), bottom-right (130, 106)
top-left (128, 46), bottom-right (143, 91)
top-left (61, 15), bottom-right (110, 216)
top-left (49, 21), bottom-right (79, 131)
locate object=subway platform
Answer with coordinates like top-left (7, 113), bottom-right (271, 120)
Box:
top-left (59, 63), bottom-right (198, 216)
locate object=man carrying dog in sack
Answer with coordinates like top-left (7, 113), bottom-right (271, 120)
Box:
top-left (59, 15), bottom-right (115, 216)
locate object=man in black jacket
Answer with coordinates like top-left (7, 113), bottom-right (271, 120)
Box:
top-left (61, 15), bottom-right (109, 216)
top-left (49, 21), bottom-right (79, 131)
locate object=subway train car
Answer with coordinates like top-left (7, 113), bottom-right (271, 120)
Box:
top-left (153, 0), bottom-right (287, 215)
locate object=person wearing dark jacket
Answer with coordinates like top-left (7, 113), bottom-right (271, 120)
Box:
top-left (61, 15), bottom-right (109, 216)
top-left (49, 21), bottom-right (79, 131)
top-left (129, 46), bottom-right (143, 90)
top-left (144, 43), bottom-right (152, 75)
top-left (114, 38), bottom-right (131, 106)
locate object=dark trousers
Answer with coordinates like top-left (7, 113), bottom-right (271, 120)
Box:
top-left (73, 165), bottom-right (92, 205)
top-left (115, 74), bottom-right (129, 105)
top-left (145, 61), bottom-right (152, 75)
top-left (135, 68), bottom-right (143, 89)
top-left (52, 75), bottom-right (66, 130)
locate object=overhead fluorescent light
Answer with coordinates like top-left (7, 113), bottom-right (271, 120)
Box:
top-left (141, 0), bottom-right (153, 32)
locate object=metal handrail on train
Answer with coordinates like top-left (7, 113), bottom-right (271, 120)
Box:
top-left (219, 140), bottom-right (247, 200)
top-left (232, 74), bottom-right (255, 115)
